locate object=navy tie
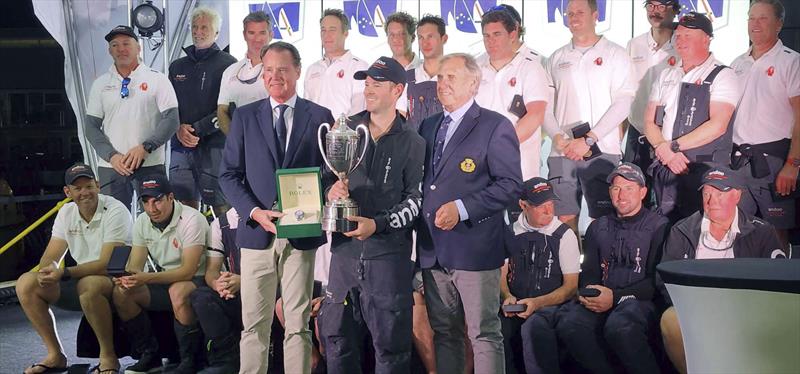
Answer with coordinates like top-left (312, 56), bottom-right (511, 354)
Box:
top-left (274, 104), bottom-right (288, 164)
top-left (433, 115), bottom-right (453, 169)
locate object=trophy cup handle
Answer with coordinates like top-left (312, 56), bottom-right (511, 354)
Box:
top-left (349, 124), bottom-right (370, 175)
top-left (317, 123), bottom-right (337, 175)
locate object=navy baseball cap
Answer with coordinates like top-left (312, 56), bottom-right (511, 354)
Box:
top-left (105, 25), bottom-right (138, 42)
top-left (354, 56), bottom-right (407, 85)
top-left (138, 174), bottom-right (172, 199)
top-left (675, 12), bottom-right (713, 37)
top-left (699, 166), bottom-right (742, 191)
top-left (521, 177), bottom-right (559, 206)
top-left (606, 162), bottom-right (646, 186)
top-left (64, 163), bottom-right (96, 185)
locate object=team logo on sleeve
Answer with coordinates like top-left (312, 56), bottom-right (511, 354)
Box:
top-left (508, 77), bottom-right (516, 87)
top-left (594, 57), bottom-right (603, 66)
top-left (460, 158), bottom-right (476, 173)
top-left (767, 66), bottom-right (775, 77)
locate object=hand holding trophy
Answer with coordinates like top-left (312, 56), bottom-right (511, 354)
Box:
top-left (318, 114), bottom-right (369, 232)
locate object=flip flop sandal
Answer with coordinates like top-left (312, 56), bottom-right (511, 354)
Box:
top-left (88, 364), bottom-right (120, 374)
top-left (24, 363), bottom-right (68, 374)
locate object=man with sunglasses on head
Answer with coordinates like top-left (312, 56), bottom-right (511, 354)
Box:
top-left (623, 0), bottom-right (679, 188)
top-left (217, 11), bottom-right (273, 140)
top-left (168, 6), bottom-right (236, 216)
top-left (477, 5), bottom-right (552, 181)
top-left (657, 165), bottom-right (784, 374)
top-left (85, 25), bottom-right (179, 209)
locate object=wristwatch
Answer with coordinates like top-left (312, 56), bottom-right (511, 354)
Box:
top-left (584, 136), bottom-right (597, 147)
top-left (670, 140), bottom-right (681, 153)
top-left (142, 141), bottom-right (156, 154)
top-left (788, 157), bottom-right (800, 168)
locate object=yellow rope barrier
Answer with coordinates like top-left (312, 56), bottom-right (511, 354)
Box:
top-left (0, 197), bottom-right (71, 258)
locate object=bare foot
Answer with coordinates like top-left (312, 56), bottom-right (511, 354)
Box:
top-left (24, 353), bottom-right (67, 374)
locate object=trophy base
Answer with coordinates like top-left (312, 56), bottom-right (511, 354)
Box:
top-left (321, 203), bottom-right (359, 232)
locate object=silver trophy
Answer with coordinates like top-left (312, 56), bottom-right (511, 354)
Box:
top-left (318, 114), bottom-right (369, 232)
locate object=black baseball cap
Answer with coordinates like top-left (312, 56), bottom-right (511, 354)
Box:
top-left (105, 25), bottom-right (138, 42)
top-left (138, 174), bottom-right (172, 199)
top-left (675, 12), bottom-right (713, 37)
top-left (521, 177), bottom-right (559, 206)
top-left (606, 162), bottom-right (646, 186)
top-left (354, 56), bottom-right (407, 85)
top-left (699, 166), bottom-right (742, 191)
top-left (64, 163), bottom-right (96, 185)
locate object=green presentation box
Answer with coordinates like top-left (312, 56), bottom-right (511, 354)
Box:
top-left (275, 167), bottom-right (323, 239)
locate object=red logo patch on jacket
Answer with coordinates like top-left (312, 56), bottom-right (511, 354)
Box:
top-left (594, 57), bottom-right (603, 66)
top-left (767, 66), bottom-right (775, 77)
top-left (509, 77), bottom-right (516, 87)
top-left (337, 69), bottom-right (344, 78)
top-left (668, 56), bottom-right (676, 66)
top-left (140, 82), bottom-right (148, 91)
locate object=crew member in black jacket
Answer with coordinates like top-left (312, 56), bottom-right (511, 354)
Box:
top-left (318, 56), bottom-right (425, 374)
top-left (168, 6), bottom-right (236, 215)
top-left (658, 165), bottom-right (785, 374)
top-left (556, 163), bottom-right (669, 374)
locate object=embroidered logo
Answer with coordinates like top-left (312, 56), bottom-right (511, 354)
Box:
top-left (509, 77), bottom-right (516, 87)
top-left (460, 158), bottom-right (476, 173)
top-left (337, 69), bottom-right (344, 78)
top-left (767, 66), bottom-right (775, 77)
top-left (172, 238), bottom-right (179, 249)
top-left (140, 82), bottom-right (148, 91)
top-left (668, 56), bottom-right (676, 66)
top-left (594, 57), bottom-right (603, 66)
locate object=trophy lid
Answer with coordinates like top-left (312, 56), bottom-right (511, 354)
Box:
top-left (328, 113), bottom-right (360, 139)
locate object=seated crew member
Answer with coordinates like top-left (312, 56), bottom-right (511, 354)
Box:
top-left (112, 175), bottom-right (208, 374)
top-left (500, 177), bottom-right (580, 374)
top-left (556, 162), bottom-right (669, 374)
top-left (17, 163), bottom-right (130, 374)
top-left (658, 165), bottom-right (786, 374)
top-left (190, 207), bottom-right (242, 374)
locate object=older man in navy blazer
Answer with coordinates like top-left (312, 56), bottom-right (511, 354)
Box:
top-left (417, 52), bottom-right (522, 374)
top-left (218, 41), bottom-right (333, 374)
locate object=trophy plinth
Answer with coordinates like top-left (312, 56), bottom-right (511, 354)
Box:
top-left (318, 114), bottom-right (369, 232)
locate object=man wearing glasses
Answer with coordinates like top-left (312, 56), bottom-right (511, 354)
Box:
top-left (556, 162), bottom-right (669, 374)
top-left (658, 166), bottom-right (784, 374)
top-left (85, 25), bottom-right (179, 209)
top-left (217, 11), bottom-right (273, 140)
top-left (168, 7), bottom-right (236, 216)
top-left (624, 0), bottom-right (679, 188)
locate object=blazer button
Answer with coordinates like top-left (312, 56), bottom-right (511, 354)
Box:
top-left (430, 185), bottom-right (436, 190)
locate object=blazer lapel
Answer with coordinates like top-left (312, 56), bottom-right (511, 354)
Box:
top-left (434, 102), bottom-right (480, 178)
top-left (283, 98), bottom-right (309, 168)
top-left (256, 100), bottom-right (280, 166)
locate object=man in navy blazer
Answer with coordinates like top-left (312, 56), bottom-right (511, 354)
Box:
top-left (218, 41), bottom-right (333, 374)
top-left (417, 52), bottom-right (522, 374)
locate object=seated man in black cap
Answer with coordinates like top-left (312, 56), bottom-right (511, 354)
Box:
top-left (658, 165), bottom-right (785, 374)
top-left (556, 162), bottom-right (669, 374)
top-left (111, 175), bottom-right (208, 374)
top-left (16, 163), bottom-right (131, 374)
top-left (500, 177), bottom-right (580, 374)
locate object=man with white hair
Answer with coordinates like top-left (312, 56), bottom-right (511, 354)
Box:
top-left (168, 6), bottom-right (236, 215)
top-left (417, 52), bottom-right (522, 374)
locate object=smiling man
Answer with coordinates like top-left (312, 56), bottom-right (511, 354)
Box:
top-left (168, 6), bottom-right (236, 215)
top-left (319, 56), bottom-right (425, 374)
top-left (417, 53), bottom-right (522, 374)
top-left (16, 164), bottom-right (130, 374)
top-left (84, 25), bottom-right (178, 209)
top-left (112, 174), bottom-right (208, 374)
top-left (219, 41), bottom-right (333, 374)
top-left (556, 162), bottom-right (669, 374)
top-left (657, 165), bottom-right (785, 373)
